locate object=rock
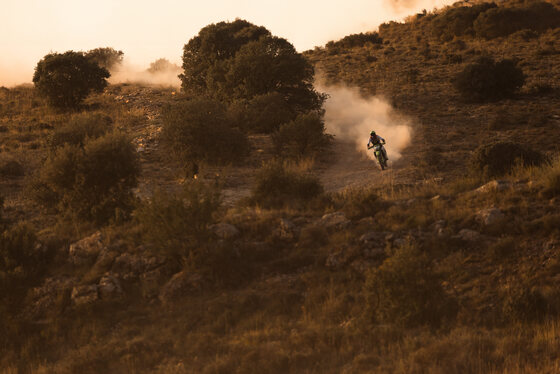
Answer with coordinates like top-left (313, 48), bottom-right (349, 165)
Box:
top-left (140, 264), bottom-right (176, 299)
top-left (475, 180), bottom-right (511, 193)
top-left (25, 277), bottom-right (76, 319)
top-left (210, 223), bottom-right (240, 239)
top-left (159, 271), bottom-right (203, 304)
top-left (98, 274), bottom-right (123, 299)
top-left (325, 250), bottom-right (349, 270)
top-left (477, 208), bottom-right (505, 226)
top-left (69, 231), bottom-right (105, 265)
top-left (363, 247), bottom-right (386, 260)
top-left (456, 229), bottom-right (481, 242)
top-left (274, 218), bottom-right (296, 240)
top-left (359, 231), bottom-right (387, 244)
top-left (434, 220), bottom-right (447, 236)
top-left (317, 212), bottom-right (351, 230)
top-left (71, 285), bottom-right (99, 306)
top-left (357, 216), bottom-right (375, 226)
top-left (111, 252), bottom-right (167, 280)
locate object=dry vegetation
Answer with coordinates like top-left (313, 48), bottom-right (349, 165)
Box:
top-left (2, 1), bottom-right (560, 373)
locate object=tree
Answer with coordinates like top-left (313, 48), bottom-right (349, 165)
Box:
top-left (147, 58), bottom-right (180, 74)
top-left (33, 51), bottom-right (110, 109)
top-left (161, 97), bottom-right (249, 164)
top-left (85, 47), bottom-right (124, 70)
top-left (179, 20), bottom-right (324, 114)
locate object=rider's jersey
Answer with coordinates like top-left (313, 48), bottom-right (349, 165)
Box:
top-left (367, 135), bottom-right (385, 148)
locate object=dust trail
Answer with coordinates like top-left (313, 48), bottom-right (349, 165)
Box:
top-left (318, 83), bottom-right (413, 161)
top-left (108, 58), bottom-right (181, 87)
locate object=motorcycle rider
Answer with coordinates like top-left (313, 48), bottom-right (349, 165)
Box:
top-left (367, 130), bottom-right (388, 161)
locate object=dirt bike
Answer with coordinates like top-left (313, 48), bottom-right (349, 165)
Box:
top-left (368, 143), bottom-right (388, 170)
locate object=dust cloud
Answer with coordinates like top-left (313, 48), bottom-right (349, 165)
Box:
top-left (108, 58), bottom-right (181, 87)
top-left (318, 83), bottom-right (413, 161)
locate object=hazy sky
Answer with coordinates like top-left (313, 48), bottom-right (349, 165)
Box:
top-left (0, 0), bottom-right (454, 86)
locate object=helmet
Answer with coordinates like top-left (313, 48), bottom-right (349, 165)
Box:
top-left (370, 131), bottom-right (376, 136)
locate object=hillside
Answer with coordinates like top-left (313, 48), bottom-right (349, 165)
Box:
top-left (1, 1), bottom-right (560, 373)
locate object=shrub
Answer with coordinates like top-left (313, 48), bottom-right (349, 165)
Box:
top-left (470, 141), bottom-right (547, 178)
top-left (85, 47), bottom-right (124, 71)
top-left (365, 246), bottom-right (456, 327)
top-left (33, 51), bottom-right (110, 109)
top-left (431, 3), bottom-right (497, 41)
top-left (161, 97), bottom-right (249, 164)
top-left (502, 284), bottom-right (550, 322)
top-left (228, 92), bottom-right (294, 134)
top-left (29, 132), bottom-right (140, 224)
top-left (0, 159), bottom-right (24, 177)
top-left (134, 182), bottom-right (221, 262)
top-left (251, 160), bottom-right (323, 208)
top-left (0, 224), bottom-right (45, 303)
top-left (48, 112), bottom-right (113, 149)
top-left (272, 112), bottom-right (332, 158)
top-left (541, 158), bottom-right (560, 197)
top-left (326, 32), bottom-right (383, 50)
top-left (453, 57), bottom-right (525, 101)
top-left (474, 2), bottom-right (560, 39)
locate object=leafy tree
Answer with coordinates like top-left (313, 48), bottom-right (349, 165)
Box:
top-left (228, 92), bottom-right (294, 133)
top-left (180, 20), bottom-right (324, 114)
top-left (85, 47), bottom-right (124, 70)
top-left (147, 58), bottom-right (180, 74)
top-left (431, 2), bottom-right (496, 41)
top-left (474, 2), bottom-right (560, 39)
top-left (453, 57), bottom-right (525, 102)
top-left (161, 97), bottom-right (249, 164)
top-left (33, 51), bottom-right (110, 109)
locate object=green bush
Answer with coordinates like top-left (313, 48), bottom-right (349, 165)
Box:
top-left (470, 141), bottom-right (547, 178)
top-left (502, 285), bottom-right (550, 322)
top-left (134, 182), bottom-right (221, 262)
top-left (272, 112), bottom-right (332, 158)
top-left (161, 97), bottom-right (249, 164)
top-left (0, 159), bottom-right (24, 177)
top-left (453, 57), bottom-right (525, 101)
top-left (29, 132), bottom-right (140, 224)
top-left (85, 47), bottom-right (124, 71)
top-left (251, 160), bottom-right (323, 208)
top-left (431, 3), bottom-right (497, 41)
top-left (228, 92), bottom-right (294, 134)
top-left (33, 51), bottom-right (110, 109)
top-left (0, 224), bottom-right (44, 302)
top-left (147, 58), bottom-right (180, 74)
top-left (326, 32), bottom-right (383, 50)
top-left (48, 112), bottom-right (113, 149)
top-left (365, 246), bottom-right (456, 327)
top-left (474, 2), bottom-right (560, 39)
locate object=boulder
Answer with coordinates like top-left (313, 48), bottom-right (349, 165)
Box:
top-left (477, 208), bottom-right (505, 226)
top-left (158, 271), bottom-right (203, 304)
top-left (316, 212), bottom-right (351, 230)
top-left (71, 285), bottom-right (99, 306)
top-left (25, 276), bottom-right (76, 319)
top-left (475, 180), bottom-right (511, 193)
top-left (274, 218), bottom-right (296, 240)
top-left (68, 231), bottom-right (105, 265)
top-left (111, 252), bottom-right (167, 280)
top-left (456, 229), bottom-right (481, 242)
top-left (210, 223), bottom-right (240, 239)
top-left (98, 274), bottom-right (123, 299)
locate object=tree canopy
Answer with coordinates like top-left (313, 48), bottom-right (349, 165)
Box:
top-left (33, 51), bottom-right (110, 109)
top-left (179, 19), bottom-right (324, 114)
